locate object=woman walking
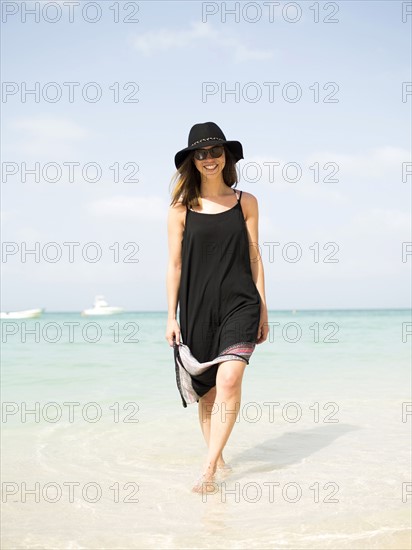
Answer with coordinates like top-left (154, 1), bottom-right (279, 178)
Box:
top-left (166, 122), bottom-right (269, 493)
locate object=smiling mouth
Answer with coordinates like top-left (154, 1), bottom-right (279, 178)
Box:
top-left (204, 164), bottom-right (218, 170)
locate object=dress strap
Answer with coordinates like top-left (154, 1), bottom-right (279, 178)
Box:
top-left (236, 190), bottom-right (242, 203)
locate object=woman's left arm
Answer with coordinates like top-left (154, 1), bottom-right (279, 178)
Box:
top-left (244, 192), bottom-right (269, 344)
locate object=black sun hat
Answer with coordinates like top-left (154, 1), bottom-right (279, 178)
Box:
top-left (174, 121), bottom-right (244, 169)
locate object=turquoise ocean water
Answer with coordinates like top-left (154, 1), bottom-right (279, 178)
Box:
top-left (1, 309), bottom-right (411, 549)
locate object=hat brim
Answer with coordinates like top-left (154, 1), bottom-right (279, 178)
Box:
top-left (174, 140), bottom-right (244, 169)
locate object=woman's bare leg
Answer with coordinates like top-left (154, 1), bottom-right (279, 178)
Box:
top-left (198, 386), bottom-right (226, 467)
top-left (193, 360), bottom-right (246, 491)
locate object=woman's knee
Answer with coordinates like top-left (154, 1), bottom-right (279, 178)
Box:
top-left (217, 361), bottom-right (246, 393)
top-left (200, 386), bottom-right (216, 405)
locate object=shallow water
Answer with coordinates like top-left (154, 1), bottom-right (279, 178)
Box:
top-left (1, 310), bottom-right (411, 549)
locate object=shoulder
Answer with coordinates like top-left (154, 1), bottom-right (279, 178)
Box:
top-left (239, 190), bottom-right (259, 220)
top-left (169, 198), bottom-right (187, 214)
top-left (168, 198), bottom-right (187, 227)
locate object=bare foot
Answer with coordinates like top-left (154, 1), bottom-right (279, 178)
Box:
top-left (217, 455), bottom-right (232, 471)
top-left (217, 462), bottom-right (232, 472)
top-left (191, 475), bottom-right (219, 494)
top-left (192, 463), bottom-right (218, 494)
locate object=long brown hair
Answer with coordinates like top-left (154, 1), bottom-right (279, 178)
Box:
top-left (169, 146), bottom-right (239, 209)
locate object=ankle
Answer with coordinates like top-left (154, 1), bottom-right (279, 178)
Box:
top-left (203, 459), bottom-right (217, 474)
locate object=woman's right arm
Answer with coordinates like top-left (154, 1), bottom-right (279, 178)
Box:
top-left (165, 202), bottom-right (185, 346)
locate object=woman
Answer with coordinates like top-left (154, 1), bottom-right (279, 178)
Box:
top-left (166, 122), bottom-right (269, 493)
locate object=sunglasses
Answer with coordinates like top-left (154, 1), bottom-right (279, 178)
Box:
top-left (193, 146), bottom-right (225, 161)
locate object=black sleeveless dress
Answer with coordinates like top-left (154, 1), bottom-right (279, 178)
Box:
top-left (177, 188), bottom-right (261, 399)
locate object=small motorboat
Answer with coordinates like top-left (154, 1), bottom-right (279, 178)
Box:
top-left (81, 295), bottom-right (124, 316)
top-left (0, 308), bottom-right (44, 319)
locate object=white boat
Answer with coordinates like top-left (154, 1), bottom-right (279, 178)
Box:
top-left (0, 308), bottom-right (44, 319)
top-left (81, 295), bottom-right (124, 316)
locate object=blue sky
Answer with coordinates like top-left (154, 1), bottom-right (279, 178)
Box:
top-left (1, 0), bottom-right (411, 311)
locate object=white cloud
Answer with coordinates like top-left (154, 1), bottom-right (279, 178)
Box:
top-left (243, 145), bottom-right (411, 203)
top-left (7, 224), bottom-right (44, 242)
top-left (7, 116), bottom-right (91, 157)
top-left (242, 155), bottom-right (347, 203)
top-left (130, 21), bottom-right (274, 63)
top-left (11, 116), bottom-right (88, 140)
top-left (0, 210), bottom-right (17, 224)
top-left (306, 146), bottom-right (410, 180)
top-left (350, 207), bottom-right (411, 235)
top-left (88, 195), bottom-right (166, 221)
top-left (231, 44), bottom-right (274, 62)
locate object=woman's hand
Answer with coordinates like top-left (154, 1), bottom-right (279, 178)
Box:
top-left (256, 305), bottom-right (269, 344)
top-left (166, 319), bottom-right (181, 347)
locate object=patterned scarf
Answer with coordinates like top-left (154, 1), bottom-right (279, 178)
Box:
top-left (173, 337), bottom-right (255, 407)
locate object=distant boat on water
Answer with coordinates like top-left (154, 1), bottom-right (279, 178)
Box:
top-left (81, 295), bottom-right (124, 316)
top-left (0, 308), bottom-right (44, 319)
